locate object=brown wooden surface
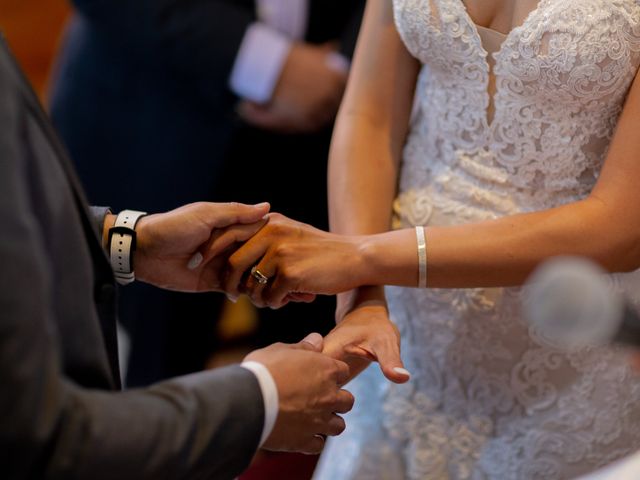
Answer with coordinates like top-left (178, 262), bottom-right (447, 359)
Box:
top-left (0, 0), bottom-right (70, 101)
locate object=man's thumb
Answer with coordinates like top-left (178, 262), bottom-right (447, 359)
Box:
top-left (297, 332), bottom-right (324, 352)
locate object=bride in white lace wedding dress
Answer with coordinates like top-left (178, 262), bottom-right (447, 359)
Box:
top-left (311, 0), bottom-right (640, 478)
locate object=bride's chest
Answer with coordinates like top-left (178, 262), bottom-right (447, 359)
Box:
top-left (392, 0), bottom-right (640, 92)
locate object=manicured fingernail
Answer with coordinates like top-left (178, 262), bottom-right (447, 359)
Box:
top-left (393, 367), bottom-right (411, 378)
top-left (255, 202), bottom-right (269, 209)
top-left (226, 294), bottom-right (238, 304)
top-left (187, 252), bottom-right (203, 270)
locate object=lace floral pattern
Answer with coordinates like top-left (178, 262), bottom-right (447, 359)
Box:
top-left (395, 0), bottom-right (640, 213)
top-left (314, 1), bottom-right (640, 479)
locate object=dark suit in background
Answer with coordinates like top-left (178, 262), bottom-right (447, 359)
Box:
top-left (0, 36), bottom-right (263, 480)
top-left (49, 0), bottom-right (365, 386)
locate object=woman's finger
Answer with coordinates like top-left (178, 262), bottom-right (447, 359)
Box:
top-left (244, 250), bottom-right (279, 307)
top-left (262, 269), bottom-right (291, 309)
top-left (224, 237), bottom-right (270, 297)
top-left (244, 265), bottom-right (274, 308)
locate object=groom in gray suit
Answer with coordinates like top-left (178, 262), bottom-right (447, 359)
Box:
top-left (0, 36), bottom-right (353, 479)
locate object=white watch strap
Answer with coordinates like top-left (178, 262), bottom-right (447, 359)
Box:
top-left (110, 210), bottom-right (147, 285)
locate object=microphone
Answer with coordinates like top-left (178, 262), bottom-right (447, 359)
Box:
top-left (523, 256), bottom-right (640, 350)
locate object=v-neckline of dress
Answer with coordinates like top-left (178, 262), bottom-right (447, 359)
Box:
top-left (459, 0), bottom-right (548, 58)
top-left (455, 0), bottom-right (550, 132)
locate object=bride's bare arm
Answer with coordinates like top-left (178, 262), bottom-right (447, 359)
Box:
top-left (328, 0), bottom-right (419, 241)
top-left (327, 0), bottom-right (418, 382)
top-left (328, 0), bottom-right (419, 318)
top-left (357, 68), bottom-right (640, 288)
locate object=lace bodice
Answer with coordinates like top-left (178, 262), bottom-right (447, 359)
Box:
top-left (393, 0), bottom-right (640, 223)
top-left (314, 2), bottom-right (640, 479)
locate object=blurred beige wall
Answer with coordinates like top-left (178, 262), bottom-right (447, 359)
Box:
top-left (0, 0), bottom-right (70, 100)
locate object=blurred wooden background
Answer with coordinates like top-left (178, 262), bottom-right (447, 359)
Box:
top-left (0, 0), bottom-right (70, 100)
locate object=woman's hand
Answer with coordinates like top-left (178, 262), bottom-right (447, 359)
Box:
top-left (322, 299), bottom-right (410, 385)
top-left (212, 213), bottom-right (369, 308)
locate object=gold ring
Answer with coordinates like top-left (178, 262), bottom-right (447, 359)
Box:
top-left (250, 266), bottom-right (269, 285)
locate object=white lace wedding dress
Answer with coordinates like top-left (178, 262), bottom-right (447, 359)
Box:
top-left (313, 1), bottom-right (640, 479)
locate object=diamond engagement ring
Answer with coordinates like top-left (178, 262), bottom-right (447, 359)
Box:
top-left (250, 266), bottom-right (269, 285)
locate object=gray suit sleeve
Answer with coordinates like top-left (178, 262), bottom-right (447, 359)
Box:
top-left (89, 205), bottom-right (111, 242)
top-left (0, 67), bottom-right (263, 480)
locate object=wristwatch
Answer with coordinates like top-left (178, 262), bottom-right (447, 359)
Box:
top-left (108, 210), bottom-right (147, 285)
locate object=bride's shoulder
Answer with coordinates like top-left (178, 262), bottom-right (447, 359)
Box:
top-left (569, 0), bottom-right (640, 34)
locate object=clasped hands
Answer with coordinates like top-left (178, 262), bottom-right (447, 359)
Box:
top-left (127, 201), bottom-right (409, 452)
top-left (132, 201), bottom-right (410, 387)
top-left (129, 203), bottom-right (409, 453)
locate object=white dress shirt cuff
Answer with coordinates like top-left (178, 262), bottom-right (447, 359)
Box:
top-left (229, 23), bottom-right (292, 104)
top-left (241, 361), bottom-right (279, 446)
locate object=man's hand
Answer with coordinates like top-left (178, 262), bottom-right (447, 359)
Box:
top-left (117, 202), bottom-right (270, 292)
top-left (238, 42), bottom-right (348, 133)
top-left (245, 333), bottom-right (355, 455)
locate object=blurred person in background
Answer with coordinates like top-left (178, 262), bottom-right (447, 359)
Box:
top-left (49, 0), bottom-right (365, 389)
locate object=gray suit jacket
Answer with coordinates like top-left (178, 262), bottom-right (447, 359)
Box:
top-left (0, 36), bottom-right (263, 479)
